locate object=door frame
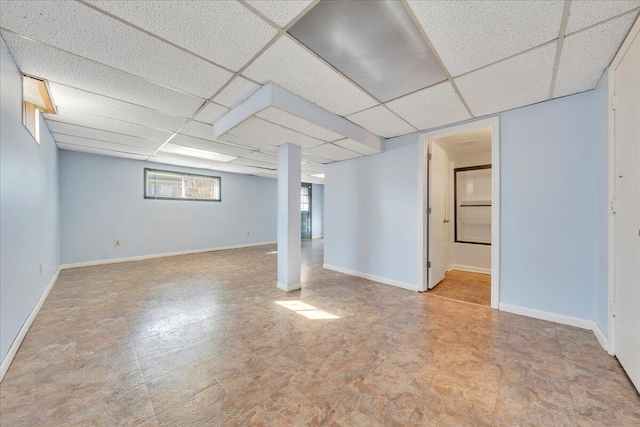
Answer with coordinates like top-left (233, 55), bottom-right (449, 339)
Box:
top-left (418, 116), bottom-right (501, 309)
top-left (606, 16), bottom-right (640, 356)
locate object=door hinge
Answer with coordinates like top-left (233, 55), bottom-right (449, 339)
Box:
top-left (427, 261), bottom-right (431, 268)
top-left (428, 152), bottom-right (432, 161)
top-left (610, 96), bottom-right (616, 111)
top-left (609, 200), bottom-right (616, 214)
top-left (428, 207), bottom-right (432, 214)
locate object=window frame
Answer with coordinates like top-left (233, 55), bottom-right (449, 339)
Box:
top-left (144, 168), bottom-right (222, 202)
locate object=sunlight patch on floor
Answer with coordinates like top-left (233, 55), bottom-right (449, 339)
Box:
top-left (275, 300), bottom-right (340, 320)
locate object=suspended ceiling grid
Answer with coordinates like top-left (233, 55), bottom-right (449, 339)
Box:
top-left (0, 0), bottom-right (638, 183)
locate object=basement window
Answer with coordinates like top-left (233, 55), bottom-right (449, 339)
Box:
top-left (22, 75), bottom-right (55, 144)
top-left (144, 169), bottom-right (221, 201)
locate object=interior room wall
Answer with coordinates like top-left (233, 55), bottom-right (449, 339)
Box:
top-left (59, 151), bottom-right (278, 265)
top-left (311, 183), bottom-right (324, 238)
top-left (0, 40), bottom-right (61, 366)
top-left (325, 90), bottom-right (599, 322)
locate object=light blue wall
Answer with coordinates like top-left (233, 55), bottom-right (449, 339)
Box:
top-left (593, 70), bottom-right (610, 335)
top-left (60, 151), bottom-right (277, 264)
top-left (0, 40), bottom-right (60, 363)
top-left (311, 183), bottom-right (324, 238)
top-left (326, 91), bottom-right (603, 321)
top-left (325, 135), bottom-right (420, 287)
top-left (500, 92), bottom-right (596, 320)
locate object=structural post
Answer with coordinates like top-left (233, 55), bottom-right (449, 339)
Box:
top-left (277, 143), bottom-right (301, 292)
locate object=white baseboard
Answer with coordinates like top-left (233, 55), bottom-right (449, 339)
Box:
top-left (276, 282), bottom-right (301, 292)
top-left (450, 264), bottom-right (491, 274)
top-left (499, 303), bottom-right (593, 330)
top-left (1, 266), bottom-right (61, 382)
top-left (323, 263), bottom-right (419, 292)
top-left (592, 321), bottom-right (608, 351)
top-left (60, 241), bottom-right (277, 269)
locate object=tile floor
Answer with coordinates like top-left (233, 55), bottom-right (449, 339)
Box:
top-left (427, 270), bottom-right (491, 307)
top-left (1, 240), bottom-right (639, 426)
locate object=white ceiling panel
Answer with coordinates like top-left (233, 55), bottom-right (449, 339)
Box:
top-left (53, 134), bottom-right (156, 156)
top-left (225, 117), bottom-right (326, 149)
top-left (302, 152), bottom-right (333, 164)
top-left (0, 1), bottom-right (232, 99)
top-left (332, 138), bottom-right (382, 156)
top-left (245, 0), bottom-right (313, 28)
top-left (57, 142), bottom-right (149, 161)
top-left (566, 1), bottom-right (640, 34)
top-left (244, 151), bottom-right (278, 164)
top-left (194, 102), bottom-right (229, 124)
top-left (218, 133), bottom-right (278, 153)
top-left (231, 157), bottom-right (277, 170)
top-left (180, 120), bottom-right (217, 141)
top-left (555, 14), bottom-right (637, 98)
top-left (47, 122), bottom-right (162, 150)
top-left (169, 133), bottom-right (253, 157)
top-left (346, 106), bottom-right (416, 138)
top-left (1, 31), bottom-right (203, 118)
top-left (149, 151), bottom-right (221, 170)
top-left (49, 83), bottom-right (188, 132)
top-left (256, 106), bottom-right (344, 141)
top-left (88, 0), bottom-right (277, 71)
top-left (386, 81), bottom-right (471, 131)
top-left (301, 162), bottom-right (325, 173)
top-left (44, 107), bottom-right (173, 143)
top-left (213, 76), bottom-right (261, 108)
top-left (159, 143), bottom-right (237, 163)
top-left (304, 143), bottom-right (361, 162)
top-left (407, 0), bottom-right (564, 76)
top-left (454, 43), bottom-right (557, 117)
top-left (242, 37), bottom-right (377, 116)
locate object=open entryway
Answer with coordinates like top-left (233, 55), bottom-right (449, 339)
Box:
top-left (301, 183), bottom-right (312, 240)
top-left (419, 117), bottom-right (500, 309)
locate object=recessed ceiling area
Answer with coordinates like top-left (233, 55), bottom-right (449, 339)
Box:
top-left (0, 0), bottom-right (637, 184)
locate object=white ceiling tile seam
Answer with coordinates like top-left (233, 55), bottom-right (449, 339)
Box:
top-left (548, 0), bottom-right (573, 100)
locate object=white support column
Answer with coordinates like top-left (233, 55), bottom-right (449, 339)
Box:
top-left (277, 143), bottom-right (301, 292)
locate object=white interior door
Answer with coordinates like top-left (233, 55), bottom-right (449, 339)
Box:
top-left (428, 142), bottom-right (447, 289)
top-left (613, 29), bottom-right (640, 391)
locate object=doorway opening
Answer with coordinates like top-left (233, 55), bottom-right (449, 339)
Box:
top-left (419, 117), bottom-right (500, 309)
top-left (301, 183), bottom-right (312, 240)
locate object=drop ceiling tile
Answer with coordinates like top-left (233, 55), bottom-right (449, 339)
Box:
top-left (244, 151), bottom-right (278, 163)
top-left (304, 143), bottom-right (361, 162)
top-left (49, 83), bottom-right (188, 132)
top-left (407, 0), bottom-right (564, 76)
top-left (149, 152), bottom-right (221, 170)
top-left (53, 134), bottom-right (156, 156)
top-left (301, 162), bottom-right (325, 173)
top-left (454, 42), bottom-right (557, 117)
top-left (225, 117), bottom-right (326, 149)
top-left (47, 122), bottom-right (162, 150)
top-left (256, 106), bottom-right (344, 141)
top-left (88, 0), bottom-right (277, 71)
top-left (218, 133), bottom-right (278, 153)
top-left (159, 143), bottom-right (237, 162)
top-left (213, 77), bottom-right (261, 108)
top-left (386, 82), bottom-right (471, 131)
top-left (555, 14), bottom-right (637, 98)
top-left (44, 107), bottom-right (173, 142)
top-left (302, 152), bottom-right (333, 164)
top-left (170, 133), bottom-right (253, 157)
top-left (346, 106), bottom-right (416, 138)
top-left (1, 31), bottom-right (203, 118)
top-left (0, 0), bottom-right (232, 98)
top-left (246, 0), bottom-right (313, 27)
top-left (566, 1), bottom-right (640, 33)
top-left (194, 103), bottom-right (229, 124)
top-left (332, 138), bottom-right (382, 156)
top-left (181, 120), bottom-right (216, 141)
top-left (242, 37), bottom-right (377, 116)
top-left (57, 142), bottom-right (149, 161)
top-left (231, 158), bottom-right (277, 170)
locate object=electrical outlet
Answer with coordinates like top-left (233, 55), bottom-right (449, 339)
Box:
top-left (363, 251), bottom-right (368, 259)
top-left (114, 240), bottom-right (121, 247)
top-left (247, 232), bottom-right (251, 237)
top-left (39, 262), bottom-right (43, 275)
